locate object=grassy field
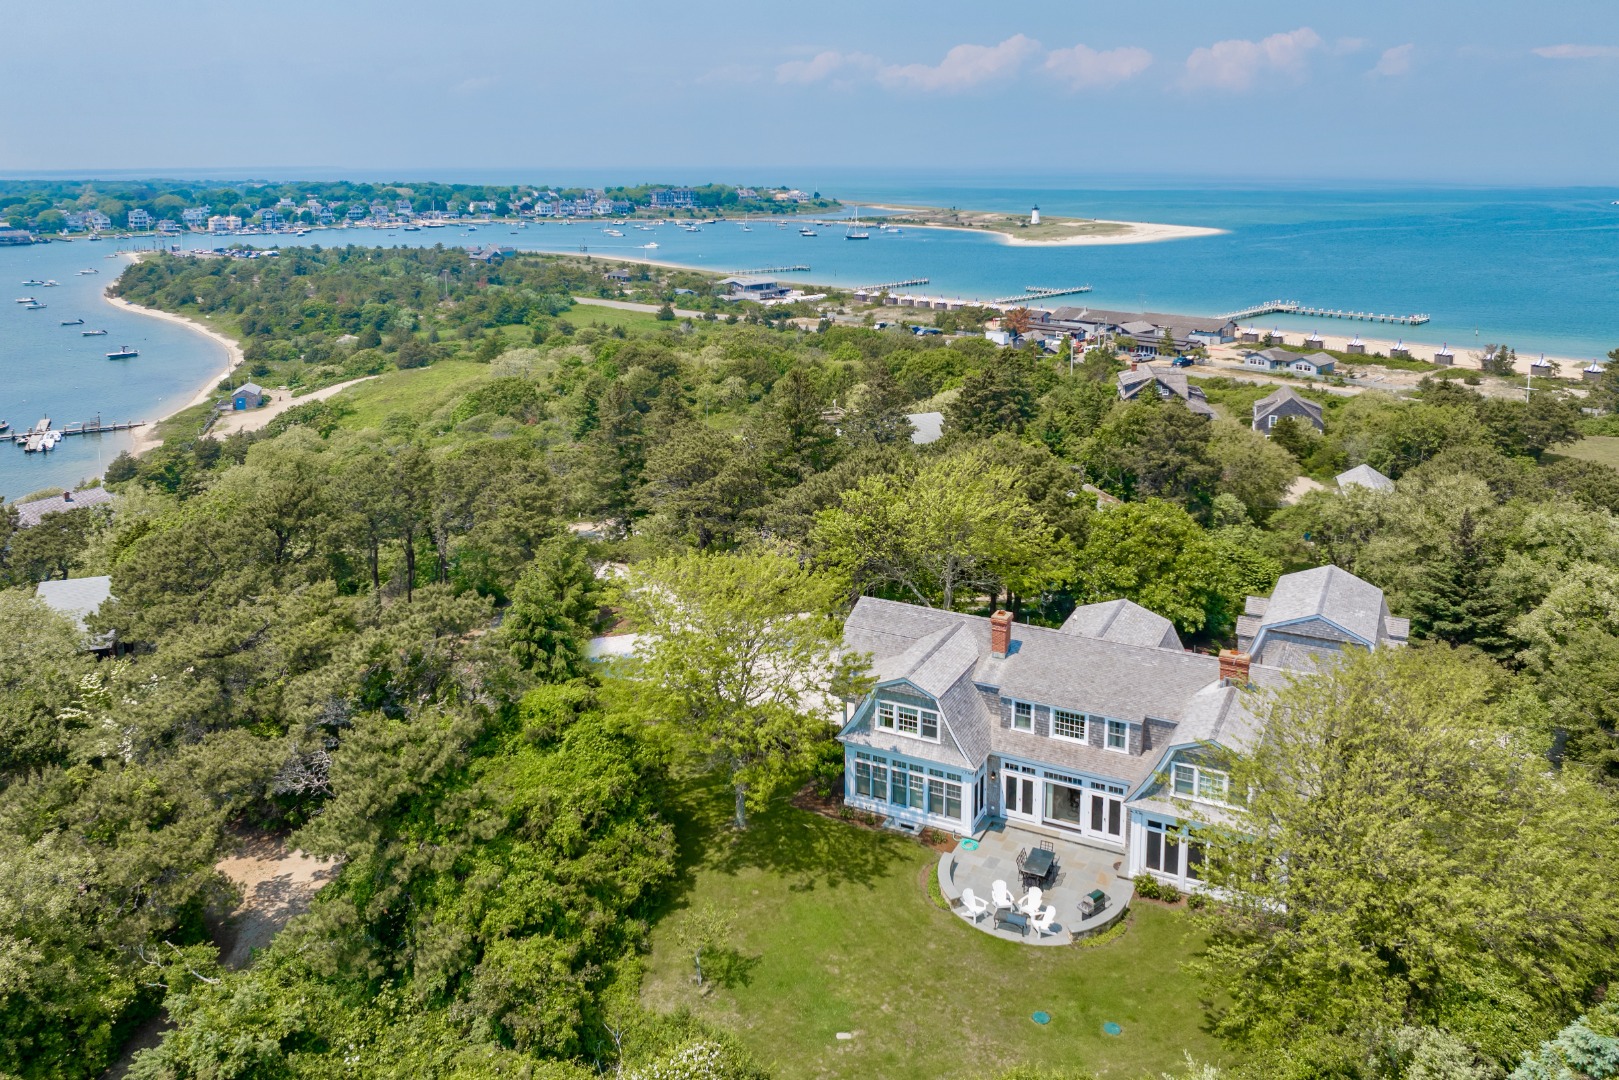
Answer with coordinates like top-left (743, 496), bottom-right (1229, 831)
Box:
top-left (1548, 435), bottom-right (1619, 470)
top-left (331, 361), bottom-right (492, 430)
top-left (567, 301), bottom-right (671, 333)
top-left (642, 776), bottom-right (1227, 1080)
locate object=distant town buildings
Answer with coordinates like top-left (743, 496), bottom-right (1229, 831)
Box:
top-left (208, 215), bottom-right (242, 233)
top-left (182, 207), bottom-right (211, 229)
top-left (649, 187), bottom-right (696, 209)
top-left (127, 208), bottom-right (153, 230)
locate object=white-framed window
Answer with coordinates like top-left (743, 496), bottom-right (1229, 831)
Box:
top-left (1145, 818), bottom-right (1207, 884)
top-left (1171, 761), bottom-right (1230, 802)
top-left (875, 700), bottom-right (939, 742)
top-left (1053, 709), bottom-right (1087, 742)
top-left (1013, 700), bottom-right (1033, 732)
top-left (1106, 719), bottom-right (1129, 752)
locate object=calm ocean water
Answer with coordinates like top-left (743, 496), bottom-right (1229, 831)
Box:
top-left (3, 179), bottom-right (1617, 501)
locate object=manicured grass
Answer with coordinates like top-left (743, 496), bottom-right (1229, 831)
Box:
top-left (1548, 436), bottom-right (1619, 470)
top-left (642, 776), bottom-right (1228, 1080)
top-left (332, 361), bottom-right (492, 430)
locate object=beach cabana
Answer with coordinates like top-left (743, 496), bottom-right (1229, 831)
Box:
top-left (1434, 345), bottom-right (1455, 366)
top-left (1584, 362), bottom-right (1607, 383)
top-left (1344, 336), bottom-right (1367, 356)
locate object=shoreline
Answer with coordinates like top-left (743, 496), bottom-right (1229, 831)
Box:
top-left (1232, 324), bottom-right (1600, 378)
top-left (103, 288), bottom-right (242, 456)
top-left (864, 204), bottom-right (1227, 246)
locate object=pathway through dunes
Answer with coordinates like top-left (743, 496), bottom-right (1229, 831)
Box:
top-left (101, 833), bottom-right (339, 1078)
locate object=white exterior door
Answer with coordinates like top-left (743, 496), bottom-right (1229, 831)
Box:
top-left (1004, 771), bottom-right (1037, 819)
top-left (1088, 790), bottom-right (1124, 843)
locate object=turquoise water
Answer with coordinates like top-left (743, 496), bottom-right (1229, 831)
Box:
top-left (3, 181), bottom-right (1617, 500)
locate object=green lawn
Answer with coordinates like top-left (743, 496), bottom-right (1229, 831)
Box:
top-left (567, 300), bottom-right (670, 333)
top-left (1549, 436), bottom-right (1619, 470)
top-left (642, 776), bottom-right (1227, 1080)
top-left (333, 361), bottom-right (492, 430)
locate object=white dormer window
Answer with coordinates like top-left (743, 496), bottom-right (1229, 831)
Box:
top-left (1172, 762), bottom-right (1230, 802)
top-left (1052, 709), bottom-right (1087, 742)
top-left (1013, 701), bottom-right (1033, 732)
top-left (876, 699), bottom-right (939, 742)
top-left (1106, 720), bottom-right (1129, 752)
top-left (877, 703), bottom-right (895, 730)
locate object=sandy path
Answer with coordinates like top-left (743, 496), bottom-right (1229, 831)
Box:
top-left (206, 376), bottom-right (378, 439)
top-left (572, 295), bottom-right (702, 318)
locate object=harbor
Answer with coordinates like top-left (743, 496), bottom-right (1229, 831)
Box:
top-left (2, 415), bottom-right (148, 450)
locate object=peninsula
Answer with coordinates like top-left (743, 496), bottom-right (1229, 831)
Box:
top-left (868, 202), bottom-right (1225, 245)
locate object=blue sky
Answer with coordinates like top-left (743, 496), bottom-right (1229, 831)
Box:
top-left (5, 0), bottom-right (1618, 183)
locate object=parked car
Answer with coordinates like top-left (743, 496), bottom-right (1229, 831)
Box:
top-left (1172, 356), bottom-right (1195, 368)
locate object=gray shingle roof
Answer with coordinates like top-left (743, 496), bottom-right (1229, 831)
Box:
top-left (1336, 463), bottom-right (1395, 492)
top-left (1254, 385), bottom-right (1323, 420)
top-left (1255, 565), bottom-right (1388, 648)
top-left (1061, 599), bottom-right (1182, 650)
top-left (13, 486), bottom-right (114, 528)
top-left (35, 575), bottom-right (112, 631)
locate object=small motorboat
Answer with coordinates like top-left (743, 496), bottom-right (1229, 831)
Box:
top-left (23, 301), bottom-right (45, 310)
top-left (42, 279), bottom-right (59, 286)
top-left (21, 278), bottom-right (44, 286)
top-left (799, 227), bottom-right (817, 237)
top-left (78, 268), bottom-right (98, 274)
top-left (642, 242), bottom-right (659, 249)
top-left (15, 296), bottom-right (36, 303)
top-left (106, 346), bottom-right (139, 359)
top-left (61, 318), bottom-right (84, 326)
top-left (83, 329), bottom-right (108, 336)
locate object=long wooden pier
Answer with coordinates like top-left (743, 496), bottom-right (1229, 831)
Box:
top-left (2, 417), bottom-right (146, 445)
top-left (1222, 299), bottom-right (1430, 326)
top-left (993, 284), bottom-right (1093, 305)
top-left (856, 277), bottom-right (929, 292)
top-left (731, 265), bottom-right (811, 275)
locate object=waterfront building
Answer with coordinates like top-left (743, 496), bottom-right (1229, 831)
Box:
top-left (718, 276), bottom-right (791, 301)
top-left (208, 215), bottom-right (242, 233)
top-left (182, 207), bottom-right (211, 229)
top-left (87, 211), bottom-right (112, 231)
top-left (1032, 307), bottom-right (1237, 352)
top-left (1252, 385), bottom-right (1325, 433)
top-left (649, 187), bottom-right (696, 209)
top-left (127, 208), bottom-right (153, 230)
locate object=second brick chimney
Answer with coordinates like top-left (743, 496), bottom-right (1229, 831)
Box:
top-left (1218, 649), bottom-right (1251, 685)
top-left (990, 610), bottom-right (1014, 659)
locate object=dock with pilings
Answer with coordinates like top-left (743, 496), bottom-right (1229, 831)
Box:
top-left (993, 284), bottom-right (1093, 305)
top-left (1222, 299), bottom-right (1430, 326)
top-left (2, 416), bottom-right (147, 445)
top-left (855, 277), bottom-right (930, 292)
top-left (730, 265), bottom-right (811, 275)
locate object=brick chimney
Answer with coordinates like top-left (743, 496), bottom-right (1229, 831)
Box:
top-left (990, 610), bottom-right (1014, 659)
top-left (1218, 649), bottom-right (1251, 685)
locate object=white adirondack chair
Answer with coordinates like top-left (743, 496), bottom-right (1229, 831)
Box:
top-left (991, 879), bottom-right (1017, 912)
top-left (1031, 905), bottom-right (1059, 936)
top-left (959, 888), bottom-right (991, 922)
top-left (1019, 886), bottom-right (1044, 916)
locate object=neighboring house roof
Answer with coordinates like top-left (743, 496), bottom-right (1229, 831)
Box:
top-left (35, 575), bottom-right (112, 633)
top-left (1117, 364), bottom-right (1217, 418)
top-left (1061, 598), bottom-right (1182, 650)
top-left (14, 486), bottom-right (114, 528)
top-left (907, 411), bottom-right (943, 445)
top-left (1248, 347), bottom-right (1293, 366)
top-left (1253, 386), bottom-right (1325, 429)
top-left (1250, 565), bottom-right (1395, 651)
top-left (1291, 351), bottom-right (1336, 371)
top-left (1336, 463), bottom-right (1395, 492)
top-left (1119, 320), bottom-right (1159, 336)
top-left (1043, 306), bottom-right (1236, 335)
top-left (237, 382), bottom-right (265, 396)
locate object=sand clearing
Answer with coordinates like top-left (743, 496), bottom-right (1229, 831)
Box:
top-left (206, 377), bottom-right (378, 439)
top-left (995, 220), bottom-right (1227, 246)
top-left (213, 832), bottom-right (339, 970)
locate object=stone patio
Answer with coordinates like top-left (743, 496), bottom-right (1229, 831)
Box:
top-left (937, 821), bottom-right (1134, 945)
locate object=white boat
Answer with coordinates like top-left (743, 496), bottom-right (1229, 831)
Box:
top-left (24, 301), bottom-right (45, 310)
top-left (106, 345), bottom-right (139, 359)
top-left (604, 229), bottom-right (624, 237)
top-left (741, 225), bottom-right (752, 232)
top-left (22, 279), bottom-right (44, 285)
top-left (42, 280), bottom-right (59, 286)
top-left (800, 227), bottom-right (817, 237)
top-left (78, 268), bottom-right (98, 274)
top-left (642, 242), bottom-right (659, 249)
top-left (15, 297), bottom-right (36, 303)
top-left (83, 329), bottom-right (108, 336)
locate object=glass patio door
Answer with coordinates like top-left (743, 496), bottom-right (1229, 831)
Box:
top-left (1088, 791), bottom-right (1123, 841)
top-left (1004, 772), bottom-right (1036, 819)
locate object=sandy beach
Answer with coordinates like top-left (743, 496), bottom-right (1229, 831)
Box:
top-left (104, 292), bottom-right (243, 455)
top-left (865, 204), bottom-right (1226, 246)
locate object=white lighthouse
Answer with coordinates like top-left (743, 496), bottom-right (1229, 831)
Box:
top-left (1030, 205), bottom-right (1041, 226)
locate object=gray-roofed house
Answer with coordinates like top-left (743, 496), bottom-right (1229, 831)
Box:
top-left (35, 575), bottom-right (116, 651)
top-left (837, 564), bottom-right (1407, 901)
top-left (718, 276), bottom-right (791, 301)
top-left (1116, 364), bottom-right (1216, 418)
top-left (14, 486), bottom-right (115, 528)
top-left (1252, 386), bottom-right (1325, 434)
top-left (232, 383), bottom-right (266, 410)
top-left (1243, 347), bottom-right (1293, 372)
top-left (1336, 463), bottom-right (1395, 492)
top-left (1288, 352), bottom-right (1336, 377)
top-left (906, 411), bottom-right (944, 445)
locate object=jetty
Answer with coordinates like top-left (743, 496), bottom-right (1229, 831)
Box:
top-left (730, 265), bottom-right (811, 275)
top-left (856, 277), bottom-right (930, 292)
top-left (1221, 299), bottom-right (1431, 326)
top-left (3, 414), bottom-right (147, 446)
top-left (993, 284), bottom-right (1093, 305)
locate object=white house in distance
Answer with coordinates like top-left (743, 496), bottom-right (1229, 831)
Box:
top-left (837, 565), bottom-right (1409, 895)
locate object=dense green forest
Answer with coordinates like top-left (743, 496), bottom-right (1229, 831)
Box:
top-left (2, 247), bottom-right (1617, 1079)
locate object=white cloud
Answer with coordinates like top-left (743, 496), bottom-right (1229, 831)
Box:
top-left (1533, 44), bottom-right (1619, 59)
top-left (1182, 27), bottom-right (1322, 91)
top-left (1373, 43), bottom-right (1415, 77)
top-left (877, 35), bottom-right (1041, 92)
top-left (1044, 43), bottom-right (1152, 89)
top-left (775, 50), bottom-right (879, 84)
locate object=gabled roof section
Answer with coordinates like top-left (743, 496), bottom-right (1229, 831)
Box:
top-left (1336, 463), bottom-right (1395, 492)
top-left (1254, 385), bottom-right (1323, 420)
top-left (872, 622), bottom-right (978, 699)
top-left (1061, 598), bottom-right (1182, 650)
top-left (1256, 565), bottom-right (1387, 647)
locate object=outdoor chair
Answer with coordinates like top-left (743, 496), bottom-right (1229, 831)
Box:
top-left (959, 888), bottom-right (991, 922)
top-left (991, 879), bottom-right (1018, 912)
top-left (1019, 886), bottom-right (1044, 916)
top-left (1031, 905), bottom-right (1059, 936)
top-left (1038, 839), bottom-right (1055, 854)
top-left (1015, 846), bottom-right (1029, 871)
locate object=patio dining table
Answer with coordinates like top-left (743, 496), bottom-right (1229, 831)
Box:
top-left (1019, 847), bottom-right (1056, 889)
